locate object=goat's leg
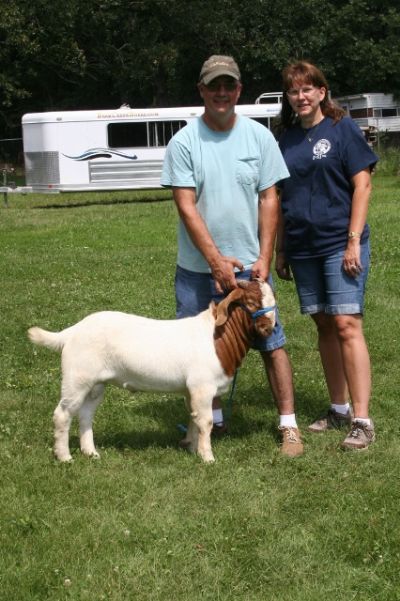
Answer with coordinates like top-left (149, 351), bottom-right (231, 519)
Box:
top-left (53, 402), bottom-right (74, 462)
top-left (53, 381), bottom-right (91, 462)
top-left (79, 383), bottom-right (105, 458)
top-left (179, 393), bottom-right (197, 450)
top-left (188, 386), bottom-right (215, 463)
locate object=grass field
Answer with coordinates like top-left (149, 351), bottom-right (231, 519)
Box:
top-left (1, 176), bottom-right (400, 600)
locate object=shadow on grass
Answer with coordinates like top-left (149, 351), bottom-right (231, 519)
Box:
top-left (90, 428), bottom-right (181, 452)
top-left (71, 389), bottom-right (318, 450)
top-left (36, 196), bottom-right (172, 210)
top-left (70, 388), bottom-right (324, 454)
top-left (72, 395), bottom-right (188, 453)
top-left (225, 389), bottom-right (328, 444)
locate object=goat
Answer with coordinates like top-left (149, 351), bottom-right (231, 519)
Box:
top-left (27, 279), bottom-right (276, 463)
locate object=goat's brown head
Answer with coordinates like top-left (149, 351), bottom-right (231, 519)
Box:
top-left (214, 278), bottom-right (276, 337)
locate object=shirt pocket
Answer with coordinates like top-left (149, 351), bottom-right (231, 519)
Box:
top-left (236, 157), bottom-right (260, 186)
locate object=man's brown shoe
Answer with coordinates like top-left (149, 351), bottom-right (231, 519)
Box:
top-left (279, 426), bottom-right (304, 457)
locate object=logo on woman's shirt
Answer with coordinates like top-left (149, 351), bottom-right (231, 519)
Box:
top-left (313, 139), bottom-right (331, 160)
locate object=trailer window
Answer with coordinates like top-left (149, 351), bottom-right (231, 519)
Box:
top-left (108, 123), bottom-right (147, 148)
top-left (373, 108), bottom-right (398, 118)
top-left (349, 108), bottom-right (372, 118)
top-left (149, 121), bottom-right (188, 146)
top-left (108, 120), bottom-right (187, 148)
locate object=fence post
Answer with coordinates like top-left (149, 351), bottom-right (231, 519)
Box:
top-left (2, 169), bottom-right (9, 207)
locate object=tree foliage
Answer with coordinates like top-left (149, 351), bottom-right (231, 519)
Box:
top-left (1, 0), bottom-right (400, 142)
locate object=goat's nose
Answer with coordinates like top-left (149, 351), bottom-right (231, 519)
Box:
top-left (257, 318), bottom-right (275, 337)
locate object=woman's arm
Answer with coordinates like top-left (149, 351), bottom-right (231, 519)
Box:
top-left (343, 168), bottom-right (372, 277)
top-left (274, 192), bottom-right (292, 281)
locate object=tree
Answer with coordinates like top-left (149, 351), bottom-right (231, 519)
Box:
top-left (1, 0), bottom-right (400, 144)
top-left (0, 0), bottom-right (86, 142)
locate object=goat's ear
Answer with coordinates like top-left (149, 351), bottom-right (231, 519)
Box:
top-left (215, 288), bottom-right (244, 326)
top-left (236, 279), bottom-right (250, 289)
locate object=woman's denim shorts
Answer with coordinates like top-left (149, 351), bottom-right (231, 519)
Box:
top-left (289, 242), bottom-right (370, 315)
top-left (175, 265), bottom-right (286, 351)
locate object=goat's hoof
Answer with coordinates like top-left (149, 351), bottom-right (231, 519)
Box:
top-left (57, 454), bottom-right (73, 463)
top-left (81, 449), bottom-right (100, 459)
top-left (200, 453), bottom-right (215, 463)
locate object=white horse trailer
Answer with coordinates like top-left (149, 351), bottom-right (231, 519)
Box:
top-left (336, 92), bottom-right (400, 140)
top-left (22, 98), bottom-right (281, 193)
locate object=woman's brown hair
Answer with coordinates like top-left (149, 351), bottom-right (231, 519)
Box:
top-left (279, 61), bottom-right (345, 130)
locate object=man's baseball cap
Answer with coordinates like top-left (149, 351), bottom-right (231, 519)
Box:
top-left (199, 55), bottom-right (241, 85)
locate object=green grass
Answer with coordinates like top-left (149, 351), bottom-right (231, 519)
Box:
top-left (1, 178), bottom-right (400, 601)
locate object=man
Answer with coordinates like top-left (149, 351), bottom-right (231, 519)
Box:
top-left (161, 55), bottom-right (303, 456)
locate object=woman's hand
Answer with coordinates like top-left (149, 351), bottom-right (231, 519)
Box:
top-left (343, 239), bottom-right (363, 278)
top-left (275, 252), bottom-right (293, 281)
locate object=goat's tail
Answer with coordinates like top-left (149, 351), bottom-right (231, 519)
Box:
top-left (27, 326), bottom-right (66, 353)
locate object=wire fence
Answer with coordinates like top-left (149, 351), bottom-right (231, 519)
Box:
top-left (0, 137), bottom-right (23, 168)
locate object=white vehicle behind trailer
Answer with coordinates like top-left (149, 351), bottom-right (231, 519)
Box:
top-left (22, 98), bottom-right (282, 193)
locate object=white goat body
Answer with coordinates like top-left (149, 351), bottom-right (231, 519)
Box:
top-left (28, 279), bottom-right (275, 463)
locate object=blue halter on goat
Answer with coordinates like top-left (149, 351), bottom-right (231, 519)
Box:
top-left (240, 304), bottom-right (276, 319)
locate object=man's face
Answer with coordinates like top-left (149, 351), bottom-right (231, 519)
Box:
top-left (198, 76), bottom-right (242, 121)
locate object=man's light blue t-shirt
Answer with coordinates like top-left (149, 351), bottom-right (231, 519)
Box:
top-left (161, 115), bottom-right (289, 273)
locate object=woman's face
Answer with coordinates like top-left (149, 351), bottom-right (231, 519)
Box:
top-left (286, 80), bottom-right (326, 124)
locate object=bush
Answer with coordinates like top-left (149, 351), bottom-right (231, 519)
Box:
top-left (375, 146), bottom-right (400, 176)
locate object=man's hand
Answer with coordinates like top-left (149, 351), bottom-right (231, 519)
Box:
top-left (211, 256), bottom-right (244, 294)
top-left (251, 257), bottom-right (269, 281)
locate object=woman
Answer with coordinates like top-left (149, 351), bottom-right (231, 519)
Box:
top-left (276, 61), bottom-right (378, 450)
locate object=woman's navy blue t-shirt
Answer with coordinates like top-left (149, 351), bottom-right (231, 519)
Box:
top-left (279, 116), bottom-right (378, 259)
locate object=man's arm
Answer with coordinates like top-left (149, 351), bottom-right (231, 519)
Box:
top-left (251, 185), bottom-right (279, 281)
top-left (172, 187), bottom-right (244, 293)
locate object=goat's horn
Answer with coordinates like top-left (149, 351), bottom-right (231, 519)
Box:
top-left (215, 288), bottom-right (244, 326)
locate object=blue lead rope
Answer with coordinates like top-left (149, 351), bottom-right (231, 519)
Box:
top-left (224, 368), bottom-right (239, 422)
